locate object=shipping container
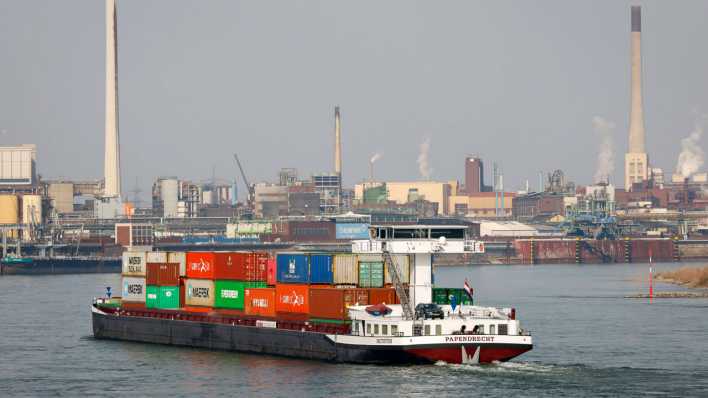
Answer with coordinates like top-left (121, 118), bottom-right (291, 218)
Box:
top-left (146, 285), bottom-right (159, 308)
top-left (244, 288), bottom-right (276, 318)
top-left (246, 281), bottom-right (268, 289)
top-left (333, 254), bottom-right (358, 285)
top-left (276, 253), bottom-right (309, 284)
top-left (275, 284), bottom-right (309, 313)
top-left (213, 252), bottom-right (249, 280)
top-left (145, 263), bottom-right (180, 286)
top-left (157, 286), bottom-right (180, 309)
top-left (186, 252), bottom-right (215, 279)
top-left (384, 255), bottom-right (410, 284)
top-left (146, 251), bottom-right (167, 263)
top-left (121, 276), bottom-right (146, 302)
top-left (214, 280), bottom-right (246, 309)
top-left (184, 278), bottom-right (215, 307)
top-left (368, 288), bottom-right (398, 305)
top-left (167, 251), bottom-right (187, 276)
top-left (432, 288), bottom-right (473, 306)
top-left (266, 257), bottom-right (276, 286)
top-left (251, 252), bottom-right (269, 282)
top-left (310, 254), bottom-right (333, 284)
top-left (358, 261), bottom-right (384, 288)
top-left (122, 251), bottom-right (147, 276)
top-left (308, 287), bottom-right (369, 320)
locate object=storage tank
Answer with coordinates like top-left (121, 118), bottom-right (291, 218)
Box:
top-left (21, 194), bottom-right (42, 225)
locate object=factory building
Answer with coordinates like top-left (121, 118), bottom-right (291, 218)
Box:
top-left (0, 145), bottom-right (36, 189)
top-left (384, 181), bottom-right (453, 215)
top-left (512, 192), bottom-right (567, 220)
top-left (448, 192), bottom-right (516, 218)
top-left (312, 173), bottom-right (342, 214)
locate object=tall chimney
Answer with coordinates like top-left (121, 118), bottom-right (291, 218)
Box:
top-left (624, 5), bottom-right (649, 191)
top-left (104, 0), bottom-right (121, 198)
top-left (334, 106), bottom-right (342, 176)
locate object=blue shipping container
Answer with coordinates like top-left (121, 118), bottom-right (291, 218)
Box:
top-left (276, 253), bottom-right (309, 283)
top-left (309, 254), bottom-right (333, 284)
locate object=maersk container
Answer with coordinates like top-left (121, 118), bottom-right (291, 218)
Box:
top-left (358, 262), bottom-right (384, 288)
top-left (276, 253), bottom-right (309, 284)
top-left (121, 276), bottom-right (146, 302)
top-left (146, 251), bottom-right (167, 263)
top-left (309, 254), bottom-right (333, 284)
top-left (122, 251), bottom-right (147, 276)
top-left (214, 280), bottom-right (246, 309)
top-left (333, 254), bottom-right (358, 285)
top-left (184, 278), bottom-right (215, 307)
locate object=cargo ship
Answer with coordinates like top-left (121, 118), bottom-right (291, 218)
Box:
top-left (1, 256), bottom-right (121, 275)
top-left (92, 225), bottom-right (532, 364)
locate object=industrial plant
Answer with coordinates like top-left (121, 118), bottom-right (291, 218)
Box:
top-left (2, 3), bottom-right (708, 266)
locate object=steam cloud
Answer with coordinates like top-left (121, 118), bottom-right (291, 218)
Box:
top-left (592, 116), bottom-right (616, 184)
top-left (676, 115), bottom-right (707, 179)
top-left (417, 137), bottom-right (432, 180)
top-left (370, 153), bottom-right (382, 163)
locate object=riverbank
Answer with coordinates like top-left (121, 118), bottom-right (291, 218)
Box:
top-left (656, 266), bottom-right (708, 288)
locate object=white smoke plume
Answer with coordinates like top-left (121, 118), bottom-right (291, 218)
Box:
top-left (675, 115), bottom-right (707, 179)
top-left (592, 116), bottom-right (616, 184)
top-left (417, 137), bottom-right (432, 180)
top-left (370, 153), bottom-right (382, 164)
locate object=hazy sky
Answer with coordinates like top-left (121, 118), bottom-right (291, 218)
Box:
top-left (1, 0), bottom-right (707, 203)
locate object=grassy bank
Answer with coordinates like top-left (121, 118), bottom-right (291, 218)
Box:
top-left (656, 266), bottom-right (708, 288)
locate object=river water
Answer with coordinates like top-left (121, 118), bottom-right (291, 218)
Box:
top-left (1, 262), bottom-right (706, 397)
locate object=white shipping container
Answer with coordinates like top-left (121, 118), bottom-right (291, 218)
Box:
top-left (184, 279), bottom-right (215, 307)
top-left (167, 251), bottom-right (187, 276)
top-left (121, 276), bottom-right (146, 302)
top-left (333, 254), bottom-right (358, 285)
top-left (384, 254), bottom-right (411, 284)
top-left (122, 251), bottom-right (147, 276)
top-left (146, 251), bottom-right (168, 263)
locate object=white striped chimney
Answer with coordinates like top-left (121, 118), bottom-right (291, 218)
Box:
top-left (104, 0), bottom-right (121, 198)
top-left (334, 106), bottom-right (342, 176)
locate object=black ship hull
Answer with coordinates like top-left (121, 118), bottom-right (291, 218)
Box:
top-left (1, 258), bottom-right (121, 275)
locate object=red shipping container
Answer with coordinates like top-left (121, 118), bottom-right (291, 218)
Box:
top-left (369, 288), bottom-right (398, 305)
top-left (245, 288), bottom-right (276, 318)
top-left (213, 252), bottom-right (249, 280)
top-left (309, 288), bottom-right (369, 320)
top-left (275, 284), bottom-right (310, 314)
top-left (266, 257), bottom-right (276, 286)
top-left (146, 263), bottom-right (180, 286)
top-left (186, 252), bottom-right (215, 279)
top-left (251, 252), bottom-right (268, 281)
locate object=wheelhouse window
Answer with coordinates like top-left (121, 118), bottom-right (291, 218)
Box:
top-left (430, 228), bottom-right (465, 240)
top-left (435, 324), bottom-right (442, 336)
top-left (393, 228), bottom-right (428, 239)
top-left (391, 325), bottom-right (398, 336)
top-left (366, 323), bottom-right (371, 335)
top-left (424, 325), bottom-right (431, 336)
top-left (382, 325), bottom-right (388, 335)
top-left (374, 324), bottom-right (379, 335)
top-left (489, 324), bottom-right (496, 335)
top-left (498, 324), bottom-right (508, 335)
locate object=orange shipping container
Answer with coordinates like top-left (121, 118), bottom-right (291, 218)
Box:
top-left (186, 252), bottom-right (215, 279)
top-left (309, 288), bottom-right (369, 320)
top-left (244, 288), bottom-right (276, 318)
top-left (275, 284), bottom-right (309, 314)
top-left (368, 288), bottom-right (398, 305)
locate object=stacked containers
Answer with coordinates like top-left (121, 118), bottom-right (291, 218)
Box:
top-left (145, 252), bottom-right (180, 310)
top-left (358, 254), bottom-right (384, 288)
top-left (333, 254), bottom-right (358, 285)
top-left (185, 252), bottom-right (216, 308)
top-left (245, 287), bottom-right (276, 318)
top-left (275, 253), bottom-right (310, 319)
top-left (309, 288), bottom-right (369, 322)
top-left (121, 250), bottom-right (147, 308)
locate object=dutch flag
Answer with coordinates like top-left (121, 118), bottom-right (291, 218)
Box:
top-left (464, 278), bottom-right (474, 301)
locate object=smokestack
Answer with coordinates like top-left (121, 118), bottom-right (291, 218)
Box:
top-left (334, 106), bottom-right (341, 176)
top-left (369, 153), bottom-right (382, 182)
top-left (624, 5), bottom-right (649, 190)
top-left (104, 0), bottom-right (121, 198)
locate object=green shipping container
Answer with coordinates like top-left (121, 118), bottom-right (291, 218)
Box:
top-left (358, 261), bottom-right (384, 288)
top-left (246, 281), bottom-right (267, 289)
top-left (146, 285), bottom-right (159, 308)
top-left (432, 288), bottom-right (473, 306)
top-left (158, 286), bottom-right (180, 309)
top-left (214, 280), bottom-right (246, 309)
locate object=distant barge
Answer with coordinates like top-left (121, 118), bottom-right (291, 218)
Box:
top-left (1, 256), bottom-right (121, 275)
